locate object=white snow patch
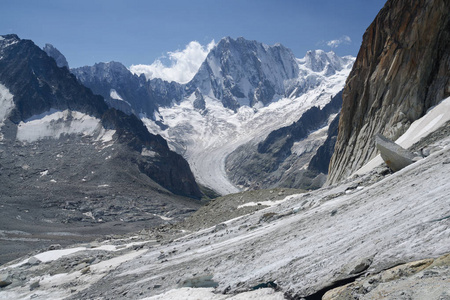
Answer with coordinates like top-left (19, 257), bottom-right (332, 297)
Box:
top-left (34, 247), bottom-right (87, 263)
top-left (83, 211), bottom-right (95, 220)
top-left (1, 240), bottom-right (148, 271)
top-left (155, 214), bottom-right (173, 221)
top-left (141, 148), bottom-right (158, 157)
top-left (238, 199), bottom-right (286, 209)
top-left (109, 89), bottom-right (124, 101)
top-left (0, 83), bottom-right (14, 140)
top-left (143, 287), bottom-right (284, 300)
top-left (0, 249), bottom-right (146, 300)
top-left (16, 109), bottom-right (116, 143)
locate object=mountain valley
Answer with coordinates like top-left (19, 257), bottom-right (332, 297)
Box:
top-left (1, 0), bottom-right (450, 299)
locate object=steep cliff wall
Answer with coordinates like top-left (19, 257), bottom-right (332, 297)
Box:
top-left (327, 0), bottom-right (450, 184)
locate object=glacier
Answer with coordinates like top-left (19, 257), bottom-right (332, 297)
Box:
top-left (144, 52), bottom-right (354, 195)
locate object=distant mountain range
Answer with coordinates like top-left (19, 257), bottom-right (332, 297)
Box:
top-left (68, 36), bottom-right (354, 194)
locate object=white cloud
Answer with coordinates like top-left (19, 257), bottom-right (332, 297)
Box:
top-left (326, 35), bottom-right (352, 48)
top-left (129, 40), bottom-right (215, 84)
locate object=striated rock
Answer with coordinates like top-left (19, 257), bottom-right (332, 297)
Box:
top-left (323, 254), bottom-right (450, 300)
top-left (375, 133), bottom-right (415, 171)
top-left (29, 280), bottom-right (40, 291)
top-left (327, 0), bottom-right (450, 184)
top-left (27, 257), bottom-right (41, 266)
top-left (0, 274), bottom-right (12, 288)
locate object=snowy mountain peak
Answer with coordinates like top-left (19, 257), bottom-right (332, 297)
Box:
top-left (74, 61), bottom-right (130, 83)
top-left (187, 36), bottom-right (301, 110)
top-left (298, 49), bottom-right (352, 75)
top-left (0, 34), bottom-right (19, 50)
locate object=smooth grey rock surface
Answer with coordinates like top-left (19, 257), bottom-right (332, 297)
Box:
top-left (375, 134), bottom-right (415, 171)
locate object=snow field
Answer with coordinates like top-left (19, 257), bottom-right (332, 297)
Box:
top-left (0, 83), bottom-right (14, 141)
top-left (15, 109), bottom-right (116, 143)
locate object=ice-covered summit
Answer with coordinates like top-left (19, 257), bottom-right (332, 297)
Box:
top-left (185, 37), bottom-right (354, 111)
top-left (298, 49), bottom-right (353, 76)
top-left (187, 37), bottom-right (298, 110)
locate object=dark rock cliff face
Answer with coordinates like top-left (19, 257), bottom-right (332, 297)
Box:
top-left (0, 34), bottom-right (201, 199)
top-left (308, 112), bottom-right (340, 174)
top-left (327, 0), bottom-right (450, 184)
top-left (72, 62), bottom-right (186, 119)
top-left (225, 92), bottom-right (342, 190)
top-left (0, 35), bottom-right (108, 123)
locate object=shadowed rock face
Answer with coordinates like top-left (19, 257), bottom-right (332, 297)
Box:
top-left (328, 0), bottom-right (450, 184)
top-left (225, 92), bottom-right (342, 190)
top-left (0, 34), bottom-right (201, 199)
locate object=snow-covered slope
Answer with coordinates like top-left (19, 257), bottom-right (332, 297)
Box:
top-left (144, 49), bottom-right (354, 194)
top-left (2, 96), bottom-right (449, 299)
top-left (0, 83), bottom-right (14, 141)
top-left (355, 96), bottom-right (450, 176)
top-left (187, 37), bottom-right (352, 110)
top-left (16, 109), bottom-right (115, 143)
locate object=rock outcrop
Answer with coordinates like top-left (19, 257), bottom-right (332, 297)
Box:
top-left (327, 0), bottom-right (450, 184)
top-left (323, 253), bottom-right (450, 300)
top-left (43, 43), bottom-right (69, 69)
top-left (375, 133), bottom-right (415, 171)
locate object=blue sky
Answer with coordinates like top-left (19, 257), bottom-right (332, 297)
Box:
top-left (2, 0), bottom-right (386, 70)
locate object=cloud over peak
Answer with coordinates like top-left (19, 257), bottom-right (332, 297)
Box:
top-left (130, 40), bottom-right (215, 84)
top-left (327, 35), bottom-right (352, 48)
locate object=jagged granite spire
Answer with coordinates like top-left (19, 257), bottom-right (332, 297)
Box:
top-left (43, 43), bottom-right (69, 69)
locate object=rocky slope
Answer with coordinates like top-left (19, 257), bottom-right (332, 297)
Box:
top-left (1, 108), bottom-right (449, 298)
top-left (0, 34), bottom-right (202, 264)
top-left (225, 91), bottom-right (342, 190)
top-left (328, 0), bottom-right (450, 184)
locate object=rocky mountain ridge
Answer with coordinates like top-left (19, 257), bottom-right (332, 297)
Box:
top-left (0, 34), bottom-right (202, 263)
top-left (43, 43), bottom-right (69, 69)
top-left (225, 91), bottom-right (343, 191)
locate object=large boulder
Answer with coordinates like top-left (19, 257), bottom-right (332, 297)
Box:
top-left (375, 134), bottom-right (415, 171)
